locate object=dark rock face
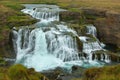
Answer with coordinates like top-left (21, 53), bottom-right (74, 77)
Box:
top-left (81, 8), bottom-right (120, 48)
top-left (60, 11), bottom-right (83, 23)
top-left (83, 8), bottom-right (106, 17)
top-left (0, 29), bottom-right (16, 58)
top-left (60, 9), bottom-right (120, 49)
top-left (94, 11), bottom-right (120, 47)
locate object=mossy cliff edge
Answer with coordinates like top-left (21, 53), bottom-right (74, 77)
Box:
top-left (0, 1), bottom-right (37, 58)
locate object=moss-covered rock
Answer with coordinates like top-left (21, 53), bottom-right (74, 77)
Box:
top-left (0, 57), bottom-right (7, 66)
top-left (60, 11), bottom-right (85, 24)
top-left (8, 64), bottom-right (29, 80)
top-left (0, 64), bottom-right (49, 80)
top-left (68, 23), bottom-right (87, 35)
top-left (84, 34), bottom-right (97, 42)
top-left (8, 64), bottom-right (49, 80)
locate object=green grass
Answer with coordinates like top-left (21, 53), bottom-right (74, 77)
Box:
top-left (84, 64), bottom-right (120, 80)
top-left (0, 0), bottom-right (37, 41)
top-left (72, 64), bottom-right (120, 80)
top-left (0, 64), bottom-right (48, 80)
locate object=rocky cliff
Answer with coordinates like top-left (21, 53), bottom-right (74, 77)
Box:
top-left (60, 9), bottom-right (120, 51)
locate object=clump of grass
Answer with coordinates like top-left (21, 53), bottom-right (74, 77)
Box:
top-left (7, 64), bottom-right (49, 80)
top-left (0, 1), bottom-right (24, 10)
top-left (8, 64), bottom-right (29, 80)
top-left (0, 67), bottom-right (10, 80)
top-left (84, 64), bottom-right (120, 80)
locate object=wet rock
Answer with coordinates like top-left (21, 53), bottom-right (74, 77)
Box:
top-left (94, 50), bottom-right (120, 62)
top-left (0, 29), bottom-right (16, 59)
top-left (42, 66), bottom-right (86, 80)
top-left (42, 67), bottom-right (65, 80)
top-left (72, 66), bottom-right (85, 77)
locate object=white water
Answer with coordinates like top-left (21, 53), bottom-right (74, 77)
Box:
top-left (79, 25), bottom-right (111, 63)
top-left (12, 4), bottom-right (110, 71)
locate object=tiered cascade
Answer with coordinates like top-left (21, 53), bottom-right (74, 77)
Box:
top-left (12, 4), bottom-right (110, 71)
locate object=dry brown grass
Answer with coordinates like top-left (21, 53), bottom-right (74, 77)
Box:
top-left (8, 0), bottom-right (120, 12)
top-left (57, 0), bottom-right (120, 12)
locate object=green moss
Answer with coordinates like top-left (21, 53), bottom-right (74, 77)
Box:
top-left (0, 57), bottom-right (6, 66)
top-left (58, 3), bottom-right (70, 9)
top-left (85, 34), bottom-right (97, 42)
top-left (7, 15), bottom-right (37, 27)
top-left (8, 64), bottom-right (29, 80)
top-left (0, 1), bottom-right (24, 10)
top-left (60, 11), bottom-right (85, 24)
top-left (69, 8), bottom-right (80, 12)
top-left (67, 23), bottom-right (87, 36)
top-left (85, 14), bottom-right (99, 20)
top-left (8, 64), bottom-right (48, 80)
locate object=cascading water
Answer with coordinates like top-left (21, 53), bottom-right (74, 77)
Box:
top-left (12, 4), bottom-right (110, 71)
top-left (79, 25), bottom-right (110, 63)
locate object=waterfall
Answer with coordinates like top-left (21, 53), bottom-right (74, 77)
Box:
top-left (45, 25), bottom-right (79, 62)
top-left (12, 4), bottom-right (111, 71)
top-left (79, 25), bottom-right (110, 63)
top-left (86, 25), bottom-right (97, 37)
top-left (21, 4), bottom-right (65, 21)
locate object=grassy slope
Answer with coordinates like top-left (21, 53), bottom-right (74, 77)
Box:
top-left (13, 0), bottom-right (120, 12)
top-left (73, 64), bottom-right (120, 80)
top-left (0, 64), bottom-right (48, 80)
top-left (0, 0), bottom-right (37, 41)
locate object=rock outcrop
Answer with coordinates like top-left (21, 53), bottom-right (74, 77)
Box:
top-left (60, 11), bottom-right (84, 24)
top-left (81, 8), bottom-right (120, 48)
top-left (94, 11), bottom-right (120, 48)
top-left (60, 9), bottom-right (120, 49)
top-left (0, 29), bottom-right (15, 58)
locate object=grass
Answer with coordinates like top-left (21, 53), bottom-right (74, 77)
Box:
top-left (1, 0), bottom-right (120, 12)
top-left (83, 64), bottom-right (120, 80)
top-left (72, 64), bottom-right (120, 80)
top-left (0, 0), bottom-right (37, 41)
top-left (13, 0), bottom-right (120, 12)
top-left (0, 64), bottom-right (48, 80)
